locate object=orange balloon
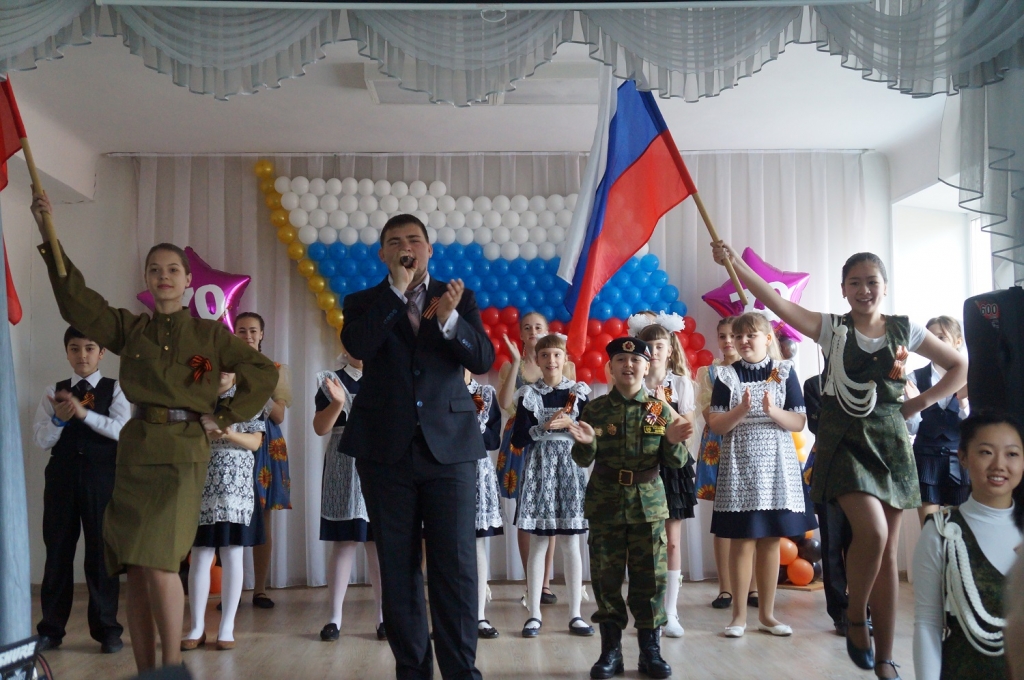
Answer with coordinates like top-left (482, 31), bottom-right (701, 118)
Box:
top-left (792, 431), bottom-right (806, 450)
top-left (270, 209), bottom-right (289, 228)
top-left (317, 291), bottom-right (337, 311)
top-left (307, 275), bottom-right (327, 293)
top-left (787, 558), bottom-right (814, 586)
top-left (253, 159), bottom-right (274, 178)
top-left (296, 258), bottom-right (316, 278)
top-left (259, 178), bottom-right (276, 194)
top-left (265, 192), bottom-right (282, 210)
top-left (210, 564), bottom-right (223, 595)
top-left (326, 308), bottom-right (344, 329)
top-left (779, 537), bottom-right (798, 566)
top-left (276, 226), bottom-right (296, 244)
top-left (287, 242), bottom-right (305, 261)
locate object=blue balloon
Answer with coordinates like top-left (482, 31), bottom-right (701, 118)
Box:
top-left (465, 243), bottom-right (483, 261)
top-left (491, 259), bottom-right (509, 276)
top-left (475, 259), bottom-right (491, 276)
top-left (649, 270), bottom-right (669, 288)
top-left (601, 285), bottom-right (622, 305)
top-left (537, 273), bottom-right (556, 291)
top-left (558, 306), bottom-right (572, 322)
top-left (670, 301), bottom-right (688, 317)
top-left (622, 257), bottom-right (640, 274)
top-left (631, 270), bottom-right (651, 288)
top-left (511, 290), bottom-right (529, 308)
top-left (529, 289), bottom-right (546, 308)
top-left (329, 276), bottom-right (349, 295)
top-left (351, 275), bottom-right (369, 291)
top-left (328, 242), bottom-right (348, 261)
top-left (307, 242), bottom-right (327, 261)
top-left (492, 290), bottom-right (510, 308)
top-left (592, 302), bottom-right (613, 321)
top-left (622, 286), bottom-right (641, 304)
top-left (361, 258), bottom-right (379, 275)
top-left (428, 260), bottom-right (438, 276)
top-left (643, 286), bottom-right (661, 306)
top-left (456, 259), bottom-right (475, 278)
top-left (432, 244), bottom-right (446, 261)
top-left (509, 258), bottom-right (528, 276)
top-left (613, 301), bottom-right (632, 320)
top-left (476, 291), bottom-right (491, 309)
top-left (464, 275), bottom-right (482, 292)
top-left (447, 243), bottom-right (465, 261)
top-left (660, 285), bottom-right (679, 303)
top-left (340, 259), bottom-right (359, 277)
top-left (504, 275), bottom-right (519, 292)
top-left (538, 305), bottom-right (555, 322)
top-left (546, 289), bottom-right (564, 307)
top-left (350, 243), bottom-right (369, 260)
top-left (437, 260), bottom-right (456, 279)
top-left (519, 274), bottom-right (537, 292)
top-left (528, 258), bottom-right (547, 275)
top-left (318, 259), bottom-right (338, 278)
top-left (612, 271), bottom-right (631, 289)
top-left (548, 257), bottom-right (561, 274)
top-left (483, 275), bottom-right (500, 293)
top-left (640, 253), bottom-right (660, 272)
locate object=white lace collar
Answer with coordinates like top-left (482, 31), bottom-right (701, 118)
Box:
top-left (530, 376), bottom-right (573, 395)
top-left (739, 356), bottom-right (771, 371)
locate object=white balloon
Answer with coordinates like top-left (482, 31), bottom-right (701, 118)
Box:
top-left (329, 210), bottom-right (348, 229)
top-left (398, 196), bottom-right (418, 213)
top-left (319, 194), bottom-right (339, 213)
top-left (391, 181), bottom-right (409, 198)
top-left (538, 242), bottom-right (557, 260)
top-left (339, 195), bottom-right (359, 213)
top-left (288, 209), bottom-right (308, 227)
top-left (455, 196), bottom-right (474, 213)
top-left (510, 225), bottom-right (529, 245)
top-left (358, 178), bottom-right (375, 196)
top-left (280, 191), bottom-right (300, 211)
top-left (519, 242), bottom-right (539, 260)
top-left (358, 195), bottom-right (379, 213)
top-left (483, 210), bottom-right (502, 229)
top-left (418, 195), bottom-right (438, 213)
top-left (349, 211), bottom-right (369, 229)
top-left (556, 209), bottom-right (573, 228)
top-left (465, 211), bottom-right (484, 229)
top-left (446, 210), bottom-right (466, 229)
top-left (473, 196), bottom-right (492, 213)
top-left (309, 208), bottom-right (328, 229)
top-left (483, 242), bottom-right (502, 261)
top-left (510, 195), bottom-right (529, 213)
top-left (500, 242), bottom-right (520, 260)
top-left (298, 225), bottom-right (318, 245)
top-left (546, 194), bottom-right (565, 212)
top-left (502, 211), bottom-right (520, 228)
top-left (274, 176), bottom-right (291, 194)
top-left (547, 225), bottom-right (565, 244)
top-left (491, 226), bottom-right (511, 245)
top-left (300, 193), bottom-right (319, 211)
top-left (326, 178), bottom-right (343, 195)
top-left (409, 180), bottom-right (427, 198)
top-left (636, 242), bottom-right (650, 257)
top-left (339, 227), bottom-right (359, 246)
top-left (379, 195), bottom-right (399, 213)
top-left (309, 178), bottom-right (327, 197)
top-left (437, 195), bottom-right (456, 214)
top-left (529, 195), bottom-right (547, 213)
top-left (565, 193), bottom-right (578, 211)
top-left (474, 227), bottom-right (492, 245)
top-left (370, 210), bottom-right (389, 229)
top-left (520, 210), bottom-right (538, 228)
top-left (556, 242), bottom-right (566, 257)
top-left (319, 227), bottom-right (338, 245)
top-left (456, 227), bottom-right (475, 246)
top-left (538, 210), bottom-right (556, 228)
top-left (437, 226), bottom-right (456, 245)
top-left (341, 177), bottom-right (358, 195)
top-left (360, 226), bottom-right (379, 245)
top-left (529, 226), bottom-right (547, 244)
top-left (428, 211), bottom-right (447, 229)
top-left (374, 180), bottom-right (392, 197)
top-left (426, 226), bottom-right (437, 244)
top-left (290, 176), bottom-right (309, 195)
top-left (412, 210), bottom-right (428, 225)
top-left (492, 195), bottom-right (511, 213)
top-left (429, 181), bottom-right (447, 197)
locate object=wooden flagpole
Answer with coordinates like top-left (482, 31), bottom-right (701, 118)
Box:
top-left (19, 138), bottom-right (65, 277)
top-left (691, 191), bottom-right (746, 306)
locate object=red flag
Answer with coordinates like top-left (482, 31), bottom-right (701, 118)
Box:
top-left (0, 78), bottom-right (26, 324)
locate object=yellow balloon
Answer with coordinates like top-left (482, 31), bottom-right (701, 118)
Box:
top-left (792, 431), bottom-right (806, 450)
top-left (276, 226), bottom-right (296, 244)
top-left (254, 159), bottom-right (274, 178)
top-left (270, 209), bottom-right (289, 228)
top-left (296, 258), bottom-right (316, 278)
top-left (317, 292), bottom-right (337, 311)
top-left (326, 308), bottom-right (345, 329)
top-left (307, 275), bottom-right (327, 293)
top-left (287, 242), bottom-right (305, 261)
top-left (259, 178), bottom-right (276, 195)
top-left (265, 192), bottom-right (282, 210)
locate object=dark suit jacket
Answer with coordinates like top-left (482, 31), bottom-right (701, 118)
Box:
top-left (340, 277), bottom-right (495, 464)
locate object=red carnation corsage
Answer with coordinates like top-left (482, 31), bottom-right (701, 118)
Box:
top-left (189, 355), bottom-right (213, 385)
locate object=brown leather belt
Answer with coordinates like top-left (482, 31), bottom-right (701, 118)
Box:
top-left (137, 406), bottom-right (203, 425)
top-left (593, 462), bottom-right (660, 486)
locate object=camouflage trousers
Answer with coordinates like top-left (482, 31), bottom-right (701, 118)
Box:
top-left (588, 519), bottom-right (667, 630)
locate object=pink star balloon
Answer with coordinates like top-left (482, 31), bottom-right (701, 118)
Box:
top-left (702, 248), bottom-right (810, 341)
top-left (137, 247), bottom-right (251, 332)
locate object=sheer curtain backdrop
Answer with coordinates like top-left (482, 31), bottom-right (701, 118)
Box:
top-left (133, 150), bottom-right (882, 587)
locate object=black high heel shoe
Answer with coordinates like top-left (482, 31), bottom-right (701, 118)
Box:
top-left (874, 660), bottom-right (901, 679)
top-left (846, 620), bottom-right (874, 670)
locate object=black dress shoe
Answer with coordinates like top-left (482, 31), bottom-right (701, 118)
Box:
top-left (477, 620), bottom-right (499, 639)
top-left (320, 623), bottom-right (340, 641)
top-left (521, 618), bottom-right (542, 638)
top-left (253, 593), bottom-right (275, 609)
top-left (101, 637), bottom-right (124, 654)
top-left (590, 623), bottom-right (624, 679)
top-left (637, 628), bottom-right (671, 679)
top-left (376, 622), bottom-right (387, 640)
top-left (875, 659), bottom-right (902, 679)
top-left (569, 617), bottom-right (595, 636)
top-left (747, 592), bottom-right (759, 608)
top-left (846, 620), bottom-right (874, 670)
top-left (711, 592), bottom-right (733, 609)
top-left (35, 635), bottom-right (61, 652)
top-left (540, 587), bottom-right (558, 605)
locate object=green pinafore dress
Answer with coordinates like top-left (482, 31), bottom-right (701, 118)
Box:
top-left (811, 314), bottom-right (921, 509)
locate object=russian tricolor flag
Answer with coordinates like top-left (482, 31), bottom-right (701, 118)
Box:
top-left (558, 69), bottom-right (696, 358)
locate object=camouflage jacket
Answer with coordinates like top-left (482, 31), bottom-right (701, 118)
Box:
top-left (572, 387), bottom-right (687, 524)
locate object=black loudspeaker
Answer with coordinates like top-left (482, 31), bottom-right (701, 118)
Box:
top-left (963, 287), bottom-right (1024, 420)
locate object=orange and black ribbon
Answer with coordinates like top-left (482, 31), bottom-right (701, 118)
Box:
top-left (189, 355), bottom-right (213, 385)
top-left (472, 392), bottom-right (486, 414)
top-left (644, 400), bottom-right (667, 425)
top-left (767, 368), bottom-right (782, 384)
top-left (662, 386), bottom-right (674, 404)
top-left (422, 296), bottom-right (441, 320)
top-left (563, 393), bottom-right (577, 414)
top-left (889, 346), bottom-right (909, 380)
top-left (79, 392), bottom-right (95, 410)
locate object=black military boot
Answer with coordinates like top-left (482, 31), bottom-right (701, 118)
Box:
top-left (637, 627), bottom-right (672, 678)
top-left (590, 623), bottom-right (624, 679)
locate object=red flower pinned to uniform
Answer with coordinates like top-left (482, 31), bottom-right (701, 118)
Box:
top-left (889, 345), bottom-right (910, 380)
top-left (472, 392), bottom-right (486, 413)
top-left (79, 392), bottom-right (96, 410)
top-left (422, 297), bottom-right (441, 320)
top-left (767, 368), bottom-right (782, 384)
top-left (189, 355), bottom-right (213, 384)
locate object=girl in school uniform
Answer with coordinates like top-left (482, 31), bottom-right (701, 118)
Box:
top-left (713, 243), bottom-right (966, 679)
top-left (708, 312), bottom-right (816, 639)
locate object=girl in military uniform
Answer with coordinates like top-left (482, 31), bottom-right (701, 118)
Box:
top-left (912, 412), bottom-right (1022, 680)
top-left (713, 242), bottom-right (966, 679)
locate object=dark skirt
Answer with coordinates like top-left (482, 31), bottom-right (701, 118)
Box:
top-left (476, 526), bottom-right (505, 538)
top-left (194, 509), bottom-right (265, 548)
top-left (711, 508), bottom-right (817, 540)
top-left (320, 518), bottom-right (373, 543)
top-left (914, 443), bottom-right (971, 506)
top-left (661, 460), bottom-right (697, 520)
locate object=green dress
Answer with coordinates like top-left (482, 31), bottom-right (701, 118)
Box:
top-left (811, 314), bottom-right (921, 509)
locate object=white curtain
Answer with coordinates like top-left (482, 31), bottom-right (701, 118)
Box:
top-left (133, 150), bottom-right (878, 586)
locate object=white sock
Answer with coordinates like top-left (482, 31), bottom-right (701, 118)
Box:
top-left (365, 542), bottom-right (384, 625)
top-left (328, 541), bottom-right (358, 627)
top-left (187, 547), bottom-right (215, 640)
top-left (560, 535), bottom-right (585, 626)
top-left (218, 546), bottom-right (244, 643)
top-left (665, 569), bottom-right (681, 618)
top-left (477, 538), bottom-right (490, 625)
top-left (526, 534), bottom-right (547, 627)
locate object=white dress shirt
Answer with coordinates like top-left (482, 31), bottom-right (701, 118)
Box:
top-left (33, 371), bottom-right (132, 450)
top-left (389, 273), bottom-right (460, 339)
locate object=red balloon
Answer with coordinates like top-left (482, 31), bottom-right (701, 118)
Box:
top-left (587, 319), bottom-right (603, 337)
top-left (685, 350), bottom-right (698, 369)
top-left (576, 367), bottom-right (593, 384)
top-left (603, 318), bottom-right (625, 337)
top-left (696, 349), bottom-right (714, 367)
top-left (491, 323), bottom-right (509, 341)
top-left (490, 338), bottom-right (502, 355)
top-left (688, 332), bottom-right (706, 351)
top-left (584, 335), bottom-right (593, 350)
top-left (787, 558), bottom-right (814, 586)
top-left (779, 538), bottom-right (799, 566)
top-left (584, 350), bottom-right (605, 371)
top-left (481, 307), bottom-right (500, 326)
top-left (500, 306), bottom-right (520, 327)
top-left (493, 352), bottom-right (509, 372)
top-left (483, 325), bottom-right (494, 338)
top-left (594, 334), bottom-right (614, 353)
top-left (683, 316), bottom-right (697, 333)
top-left (549, 320), bottom-right (564, 334)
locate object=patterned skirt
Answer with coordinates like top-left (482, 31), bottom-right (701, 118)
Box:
top-left (515, 437), bottom-right (587, 535)
top-left (254, 416), bottom-right (291, 511)
top-left (320, 428), bottom-right (372, 543)
top-left (200, 448), bottom-right (256, 527)
top-left (694, 424), bottom-right (723, 501)
top-left (476, 455), bottom-right (504, 537)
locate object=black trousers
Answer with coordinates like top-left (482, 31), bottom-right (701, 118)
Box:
top-left (815, 500), bottom-right (852, 626)
top-left (357, 431), bottom-right (482, 680)
top-left (38, 453), bottom-right (122, 643)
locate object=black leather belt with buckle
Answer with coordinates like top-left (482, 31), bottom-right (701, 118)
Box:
top-left (137, 406), bottom-right (203, 425)
top-left (593, 462), bottom-right (660, 486)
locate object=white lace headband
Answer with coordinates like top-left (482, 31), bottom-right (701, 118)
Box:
top-left (627, 312), bottom-right (685, 335)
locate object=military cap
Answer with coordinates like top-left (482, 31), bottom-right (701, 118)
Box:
top-left (605, 336), bottom-right (652, 361)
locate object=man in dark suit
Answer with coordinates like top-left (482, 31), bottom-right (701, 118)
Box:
top-left (341, 214), bottom-right (494, 680)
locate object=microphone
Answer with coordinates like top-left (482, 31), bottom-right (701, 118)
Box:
top-left (400, 255), bottom-right (415, 268)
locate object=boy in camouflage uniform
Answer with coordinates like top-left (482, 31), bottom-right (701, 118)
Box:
top-left (569, 337), bottom-right (691, 679)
